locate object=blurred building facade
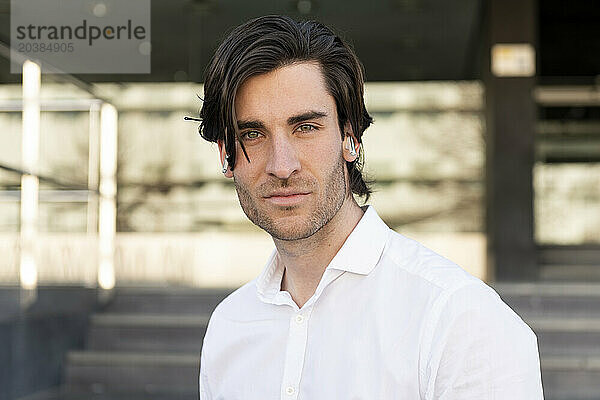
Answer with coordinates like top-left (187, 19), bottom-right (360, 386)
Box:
top-left (0, 80), bottom-right (490, 287)
top-left (0, 0), bottom-right (599, 286)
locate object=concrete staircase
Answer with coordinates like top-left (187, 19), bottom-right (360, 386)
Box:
top-left (18, 282), bottom-right (600, 400)
top-left (493, 282), bottom-right (600, 400)
top-left (19, 287), bottom-right (233, 400)
top-left (68, 287), bottom-right (235, 399)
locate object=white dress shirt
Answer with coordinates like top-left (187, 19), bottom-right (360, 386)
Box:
top-left (199, 206), bottom-right (544, 399)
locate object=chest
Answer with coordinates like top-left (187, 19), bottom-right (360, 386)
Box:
top-left (210, 302), bottom-right (425, 400)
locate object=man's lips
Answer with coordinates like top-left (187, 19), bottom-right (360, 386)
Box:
top-left (263, 191), bottom-right (311, 206)
top-left (263, 190), bottom-right (311, 198)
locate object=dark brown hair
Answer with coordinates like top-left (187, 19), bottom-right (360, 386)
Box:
top-left (198, 15), bottom-right (373, 199)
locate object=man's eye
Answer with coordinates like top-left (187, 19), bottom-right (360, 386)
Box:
top-left (243, 131), bottom-right (261, 140)
top-left (297, 124), bottom-right (316, 133)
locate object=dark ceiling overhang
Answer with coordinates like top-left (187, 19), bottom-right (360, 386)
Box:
top-left (0, 0), bottom-right (598, 84)
top-left (0, 0), bottom-right (483, 83)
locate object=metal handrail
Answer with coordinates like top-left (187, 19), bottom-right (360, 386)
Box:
top-left (0, 40), bottom-right (110, 103)
top-left (0, 163), bottom-right (95, 192)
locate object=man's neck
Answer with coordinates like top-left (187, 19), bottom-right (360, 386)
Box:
top-left (274, 197), bottom-right (365, 308)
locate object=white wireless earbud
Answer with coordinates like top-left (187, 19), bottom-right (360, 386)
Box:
top-left (345, 136), bottom-right (357, 157)
top-left (222, 157), bottom-right (229, 174)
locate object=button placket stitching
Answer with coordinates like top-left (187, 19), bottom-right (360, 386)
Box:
top-left (280, 306), bottom-right (313, 399)
top-left (279, 269), bottom-right (345, 399)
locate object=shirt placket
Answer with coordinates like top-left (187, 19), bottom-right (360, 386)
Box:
top-left (280, 305), bottom-right (313, 400)
top-left (278, 268), bottom-right (345, 399)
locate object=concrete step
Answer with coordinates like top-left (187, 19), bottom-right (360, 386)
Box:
top-left (102, 287), bottom-right (234, 315)
top-left (17, 386), bottom-right (198, 400)
top-left (87, 311), bottom-right (600, 357)
top-left (526, 316), bottom-right (600, 357)
top-left (87, 313), bottom-right (210, 352)
top-left (493, 282), bottom-right (600, 318)
top-left (53, 337), bottom-right (600, 399)
top-left (540, 265), bottom-right (600, 282)
top-left (15, 387), bottom-right (63, 400)
top-left (64, 351), bottom-right (199, 394)
top-left (61, 353), bottom-right (600, 400)
top-left (541, 355), bottom-right (600, 400)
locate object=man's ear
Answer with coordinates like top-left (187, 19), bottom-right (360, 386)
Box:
top-left (217, 139), bottom-right (233, 178)
top-left (341, 121), bottom-right (360, 163)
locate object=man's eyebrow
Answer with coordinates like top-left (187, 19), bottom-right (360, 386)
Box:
top-left (236, 111), bottom-right (328, 131)
top-left (236, 120), bottom-right (266, 131)
top-left (287, 110), bottom-right (327, 125)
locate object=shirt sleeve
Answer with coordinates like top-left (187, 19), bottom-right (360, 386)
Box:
top-left (199, 346), bottom-right (212, 400)
top-left (421, 283), bottom-right (544, 400)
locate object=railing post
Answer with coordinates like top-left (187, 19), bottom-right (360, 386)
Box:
top-left (87, 102), bottom-right (101, 235)
top-left (20, 60), bottom-right (41, 307)
top-left (98, 103), bottom-right (117, 294)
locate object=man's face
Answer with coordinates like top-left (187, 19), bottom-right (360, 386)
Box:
top-left (229, 62), bottom-right (351, 241)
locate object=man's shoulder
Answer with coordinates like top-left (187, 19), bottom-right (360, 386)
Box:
top-left (377, 229), bottom-right (527, 328)
top-left (381, 232), bottom-right (536, 352)
top-left (208, 279), bottom-right (263, 323)
top-left (381, 229), bottom-right (483, 293)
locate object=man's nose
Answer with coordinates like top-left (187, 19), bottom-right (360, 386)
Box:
top-left (265, 134), bottom-right (301, 179)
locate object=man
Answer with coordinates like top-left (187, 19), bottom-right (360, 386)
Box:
top-left (197, 15), bottom-right (544, 399)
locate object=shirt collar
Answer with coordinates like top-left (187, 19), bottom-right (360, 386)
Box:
top-left (255, 205), bottom-right (390, 299)
top-left (326, 205), bottom-right (390, 275)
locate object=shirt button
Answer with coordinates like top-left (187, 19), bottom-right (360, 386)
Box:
top-left (295, 314), bottom-right (304, 324)
top-left (286, 386), bottom-right (295, 395)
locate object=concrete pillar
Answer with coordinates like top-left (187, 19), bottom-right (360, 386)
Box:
top-left (484, 0), bottom-right (538, 281)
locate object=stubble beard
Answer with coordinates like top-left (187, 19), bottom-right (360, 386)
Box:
top-left (233, 155), bottom-right (348, 241)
